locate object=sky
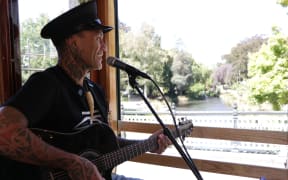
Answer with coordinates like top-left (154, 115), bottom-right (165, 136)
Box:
top-left (19, 0), bottom-right (70, 22)
top-left (19, 0), bottom-right (288, 66)
top-left (118, 0), bottom-right (288, 66)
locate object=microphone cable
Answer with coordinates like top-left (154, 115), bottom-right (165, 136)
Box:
top-left (149, 78), bottom-right (199, 173)
top-left (150, 78), bottom-right (203, 179)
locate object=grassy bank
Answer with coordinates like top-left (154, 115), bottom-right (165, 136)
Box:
top-left (219, 86), bottom-right (274, 111)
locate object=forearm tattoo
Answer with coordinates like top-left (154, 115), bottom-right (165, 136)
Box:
top-left (0, 108), bottom-right (73, 169)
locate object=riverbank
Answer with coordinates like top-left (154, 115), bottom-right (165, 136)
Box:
top-left (122, 96), bottom-right (231, 112)
top-left (121, 88), bottom-right (279, 112)
top-left (176, 96), bottom-right (231, 111)
top-left (219, 88), bottom-right (275, 111)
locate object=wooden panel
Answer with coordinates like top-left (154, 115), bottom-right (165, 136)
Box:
top-left (92, 0), bottom-right (118, 124)
top-left (91, 0), bottom-right (107, 88)
top-left (0, 0), bottom-right (11, 104)
top-left (131, 154), bottom-right (288, 180)
top-left (0, 0), bottom-right (21, 104)
top-left (113, 121), bottom-right (288, 145)
top-left (91, 0), bottom-right (115, 86)
top-left (191, 126), bottom-right (288, 145)
top-left (105, 0), bottom-right (117, 125)
top-left (111, 121), bottom-right (287, 179)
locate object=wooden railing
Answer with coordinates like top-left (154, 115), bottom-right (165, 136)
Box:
top-left (111, 111), bottom-right (288, 180)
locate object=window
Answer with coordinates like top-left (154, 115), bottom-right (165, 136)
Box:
top-left (19, 0), bottom-right (71, 83)
top-left (117, 0), bottom-right (288, 179)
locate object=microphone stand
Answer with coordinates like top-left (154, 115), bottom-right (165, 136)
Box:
top-left (128, 74), bottom-right (203, 180)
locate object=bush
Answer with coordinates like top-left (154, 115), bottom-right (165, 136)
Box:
top-left (187, 83), bottom-right (206, 100)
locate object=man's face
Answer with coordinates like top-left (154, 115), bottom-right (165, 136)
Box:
top-left (70, 29), bottom-right (106, 70)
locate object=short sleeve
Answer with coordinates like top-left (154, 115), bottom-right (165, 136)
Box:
top-left (4, 71), bottom-right (58, 126)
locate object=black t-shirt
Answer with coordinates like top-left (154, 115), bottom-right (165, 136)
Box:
top-left (0, 66), bottom-right (112, 179)
top-left (4, 65), bottom-right (108, 132)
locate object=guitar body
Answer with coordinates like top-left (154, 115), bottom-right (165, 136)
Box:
top-left (0, 123), bottom-right (119, 180)
top-left (0, 120), bottom-right (193, 180)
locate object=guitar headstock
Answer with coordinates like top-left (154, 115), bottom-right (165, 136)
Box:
top-left (176, 117), bottom-right (193, 140)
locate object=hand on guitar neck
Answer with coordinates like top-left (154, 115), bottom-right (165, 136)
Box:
top-left (149, 129), bottom-right (172, 154)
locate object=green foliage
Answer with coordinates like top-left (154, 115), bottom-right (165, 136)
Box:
top-left (192, 63), bottom-right (211, 84)
top-left (119, 22), bottom-right (213, 102)
top-left (161, 56), bottom-right (176, 97)
top-left (20, 14), bottom-right (57, 82)
top-left (78, 0), bottom-right (92, 3)
top-left (247, 27), bottom-right (288, 110)
top-left (119, 23), bottom-right (170, 96)
top-left (277, 0), bottom-right (288, 7)
top-left (170, 50), bottom-right (194, 95)
top-left (221, 35), bottom-right (267, 84)
top-left (187, 83), bottom-right (206, 100)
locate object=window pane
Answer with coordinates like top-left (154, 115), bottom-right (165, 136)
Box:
top-left (18, 0), bottom-right (73, 83)
top-left (117, 0), bottom-right (288, 179)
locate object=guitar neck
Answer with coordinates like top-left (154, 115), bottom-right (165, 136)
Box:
top-left (96, 136), bottom-right (158, 171)
top-left (96, 125), bottom-right (187, 171)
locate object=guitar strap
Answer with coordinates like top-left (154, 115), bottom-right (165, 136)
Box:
top-left (84, 79), bottom-right (108, 123)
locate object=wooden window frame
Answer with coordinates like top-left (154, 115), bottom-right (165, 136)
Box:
top-left (1, 1), bottom-right (287, 179)
top-left (0, 0), bottom-right (22, 104)
top-left (93, 0), bottom-right (118, 125)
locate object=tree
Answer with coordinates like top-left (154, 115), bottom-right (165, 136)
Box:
top-left (20, 14), bottom-right (57, 82)
top-left (211, 63), bottom-right (233, 85)
top-left (119, 23), bottom-right (169, 97)
top-left (191, 62), bottom-right (212, 84)
top-left (161, 56), bottom-right (178, 102)
top-left (247, 27), bottom-right (288, 110)
top-left (119, 22), bottom-right (212, 102)
top-left (170, 50), bottom-right (194, 95)
top-left (222, 35), bottom-right (267, 84)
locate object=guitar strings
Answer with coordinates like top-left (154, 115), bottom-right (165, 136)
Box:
top-left (48, 123), bottom-right (190, 179)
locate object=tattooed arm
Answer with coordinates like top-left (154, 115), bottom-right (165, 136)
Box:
top-left (0, 106), bottom-right (103, 180)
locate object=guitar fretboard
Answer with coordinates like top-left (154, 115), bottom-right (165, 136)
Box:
top-left (94, 136), bottom-right (158, 171)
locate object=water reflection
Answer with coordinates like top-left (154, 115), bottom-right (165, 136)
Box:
top-left (176, 97), bottom-right (232, 111)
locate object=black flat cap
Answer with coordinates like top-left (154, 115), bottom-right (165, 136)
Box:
top-left (40, 0), bottom-right (113, 42)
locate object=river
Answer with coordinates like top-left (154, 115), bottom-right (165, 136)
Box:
top-left (176, 97), bottom-right (232, 111)
top-left (122, 97), bottom-right (232, 112)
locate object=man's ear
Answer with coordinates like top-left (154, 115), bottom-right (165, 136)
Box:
top-left (66, 35), bottom-right (78, 48)
top-left (65, 36), bottom-right (73, 44)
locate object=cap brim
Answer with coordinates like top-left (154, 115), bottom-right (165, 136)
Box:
top-left (89, 19), bottom-right (113, 33)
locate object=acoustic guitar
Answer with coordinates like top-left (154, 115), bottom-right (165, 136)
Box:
top-left (1, 121), bottom-right (193, 180)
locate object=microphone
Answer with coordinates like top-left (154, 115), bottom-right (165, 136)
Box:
top-left (107, 56), bottom-right (151, 79)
